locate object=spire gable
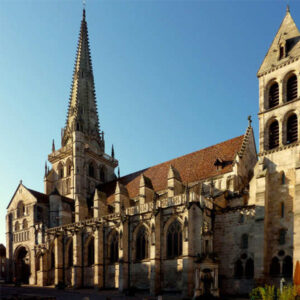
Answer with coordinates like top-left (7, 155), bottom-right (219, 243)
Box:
top-left (258, 9), bottom-right (300, 76)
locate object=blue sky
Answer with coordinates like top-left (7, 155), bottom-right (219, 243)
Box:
top-left (0, 0), bottom-right (296, 245)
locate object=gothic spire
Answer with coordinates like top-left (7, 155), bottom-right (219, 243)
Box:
top-left (62, 8), bottom-right (104, 150)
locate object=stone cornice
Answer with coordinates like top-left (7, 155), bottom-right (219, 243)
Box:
top-left (258, 97), bottom-right (300, 116)
top-left (257, 55), bottom-right (300, 78)
top-left (258, 141), bottom-right (300, 156)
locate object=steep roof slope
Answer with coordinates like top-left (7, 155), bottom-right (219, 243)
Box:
top-left (258, 9), bottom-right (300, 76)
top-left (101, 135), bottom-right (244, 203)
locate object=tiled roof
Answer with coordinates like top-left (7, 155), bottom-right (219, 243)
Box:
top-left (101, 135), bottom-right (244, 204)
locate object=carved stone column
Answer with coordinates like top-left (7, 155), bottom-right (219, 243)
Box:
top-left (54, 235), bottom-right (63, 285)
top-left (29, 248), bottom-right (37, 285)
top-left (119, 218), bottom-right (129, 292)
top-left (254, 159), bottom-right (268, 281)
top-left (71, 230), bottom-right (82, 287)
top-left (40, 251), bottom-right (48, 286)
top-left (150, 209), bottom-right (162, 296)
top-left (94, 225), bottom-right (104, 289)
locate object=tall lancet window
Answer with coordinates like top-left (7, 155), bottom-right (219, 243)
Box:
top-left (136, 226), bottom-right (148, 261)
top-left (167, 220), bottom-right (182, 258)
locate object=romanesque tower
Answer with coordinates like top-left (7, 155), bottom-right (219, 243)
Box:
top-left (44, 9), bottom-right (118, 221)
top-left (253, 6), bottom-right (300, 281)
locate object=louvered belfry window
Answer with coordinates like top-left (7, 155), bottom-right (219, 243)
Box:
top-left (269, 120), bottom-right (279, 149)
top-left (269, 83), bottom-right (279, 108)
top-left (287, 114), bottom-right (298, 144)
top-left (287, 75), bottom-right (297, 102)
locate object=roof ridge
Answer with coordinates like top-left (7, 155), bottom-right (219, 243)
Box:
top-left (116, 134), bottom-right (244, 182)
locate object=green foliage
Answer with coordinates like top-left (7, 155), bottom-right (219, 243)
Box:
top-left (250, 285), bottom-right (275, 300)
top-left (250, 285), bottom-right (298, 300)
top-left (278, 285), bottom-right (297, 300)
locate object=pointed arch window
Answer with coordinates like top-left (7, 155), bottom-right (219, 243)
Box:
top-left (167, 220), bottom-right (182, 258)
top-left (87, 237), bottom-right (94, 266)
top-left (270, 257), bottom-right (280, 277)
top-left (109, 232), bottom-right (119, 263)
top-left (136, 226), bottom-right (149, 261)
top-left (287, 75), bottom-right (298, 102)
top-left (88, 163), bottom-right (95, 178)
top-left (100, 167), bottom-right (105, 182)
top-left (269, 82), bottom-right (279, 108)
top-left (245, 258), bottom-right (254, 278)
top-left (282, 256), bottom-right (293, 278)
top-left (269, 120), bottom-right (279, 149)
top-left (286, 114), bottom-right (298, 144)
top-left (234, 259), bottom-right (243, 278)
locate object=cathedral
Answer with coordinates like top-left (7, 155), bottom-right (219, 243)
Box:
top-left (5, 6), bottom-right (300, 298)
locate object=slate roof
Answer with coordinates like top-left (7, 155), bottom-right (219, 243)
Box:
top-left (100, 135), bottom-right (245, 204)
top-left (27, 188), bottom-right (73, 205)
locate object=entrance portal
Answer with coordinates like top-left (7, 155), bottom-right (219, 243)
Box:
top-left (14, 246), bottom-right (30, 283)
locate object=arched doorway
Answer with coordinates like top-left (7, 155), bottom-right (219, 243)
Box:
top-left (14, 246), bottom-right (30, 283)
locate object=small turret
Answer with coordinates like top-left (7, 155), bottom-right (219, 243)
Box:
top-left (139, 174), bottom-right (154, 205)
top-left (167, 165), bottom-right (183, 197)
top-left (52, 139), bottom-right (55, 152)
top-left (44, 161), bottom-right (48, 178)
top-left (114, 181), bottom-right (130, 213)
top-left (111, 144), bottom-right (115, 160)
top-left (93, 188), bottom-right (107, 218)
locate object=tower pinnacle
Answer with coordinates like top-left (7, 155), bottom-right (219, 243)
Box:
top-left (62, 8), bottom-right (104, 151)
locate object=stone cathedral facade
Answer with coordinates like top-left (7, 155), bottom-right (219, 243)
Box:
top-left (5, 7), bottom-right (300, 297)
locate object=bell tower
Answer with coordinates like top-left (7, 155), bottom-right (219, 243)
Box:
top-left (255, 6), bottom-right (300, 280)
top-left (257, 6), bottom-right (300, 153)
top-left (45, 9), bottom-right (118, 221)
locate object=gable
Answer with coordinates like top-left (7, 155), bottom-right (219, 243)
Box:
top-left (258, 11), bottom-right (300, 76)
top-left (6, 184), bottom-right (38, 211)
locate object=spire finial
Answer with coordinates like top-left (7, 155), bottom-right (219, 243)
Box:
top-left (287, 4), bottom-right (290, 13)
top-left (44, 161), bottom-right (48, 177)
top-left (118, 167), bottom-right (120, 178)
top-left (82, 0), bottom-right (86, 20)
top-left (111, 144), bottom-right (115, 159)
top-left (248, 115), bottom-right (252, 127)
top-left (52, 139), bottom-right (55, 152)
